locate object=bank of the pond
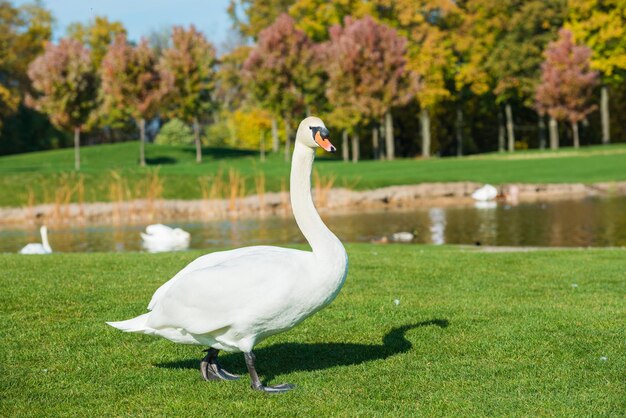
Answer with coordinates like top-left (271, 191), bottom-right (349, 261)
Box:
top-left (2, 180), bottom-right (626, 227)
top-left (1, 244), bottom-right (624, 416)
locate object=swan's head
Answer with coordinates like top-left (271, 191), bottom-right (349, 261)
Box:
top-left (296, 116), bottom-right (336, 152)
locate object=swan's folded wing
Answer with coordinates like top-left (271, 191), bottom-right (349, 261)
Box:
top-left (146, 248), bottom-right (310, 335)
top-left (147, 246), bottom-right (291, 310)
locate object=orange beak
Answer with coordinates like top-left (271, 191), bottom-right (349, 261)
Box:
top-left (314, 130), bottom-right (336, 152)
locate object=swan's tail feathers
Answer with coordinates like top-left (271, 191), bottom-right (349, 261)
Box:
top-left (107, 313), bottom-right (150, 333)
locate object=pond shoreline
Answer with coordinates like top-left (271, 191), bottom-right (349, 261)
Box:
top-left (3, 181), bottom-right (626, 228)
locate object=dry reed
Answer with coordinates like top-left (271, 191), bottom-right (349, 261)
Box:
top-left (254, 171), bottom-right (266, 215)
top-left (313, 169), bottom-right (336, 208)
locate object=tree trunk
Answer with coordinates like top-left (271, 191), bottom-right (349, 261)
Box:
top-left (260, 130), bottom-right (265, 162)
top-left (342, 130), bottom-right (349, 162)
top-left (351, 131), bottom-right (360, 163)
top-left (372, 124), bottom-right (379, 160)
top-left (193, 117), bottom-right (202, 163)
top-left (284, 117), bottom-right (291, 162)
top-left (572, 121), bottom-right (580, 148)
top-left (455, 106), bottom-right (464, 157)
top-left (549, 116), bottom-right (559, 150)
top-left (497, 108), bottom-right (505, 152)
top-left (601, 85), bottom-right (610, 144)
top-left (271, 118), bottom-right (279, 152)
top-left (74, 127), bottom-right (81, 171)
top-left (139, 118), bottom-right (146, 167)
top-left (538, 114), bottom-right (546, 150)
top-left (505, 102), bottom-right (515, 152)
top-left (420, 108), bottom-right (431, 158)
top-left (385, 111), bottom-right (395, 160)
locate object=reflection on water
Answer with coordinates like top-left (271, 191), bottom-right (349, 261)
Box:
top-left (3, 196), bottom-right (625, 253)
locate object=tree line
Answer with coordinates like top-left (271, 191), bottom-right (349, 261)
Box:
top-left (1, 0), bottom-right (625, 164)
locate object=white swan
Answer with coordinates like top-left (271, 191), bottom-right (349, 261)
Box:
top-left (19, 226), bottom-right (52, 254)
top-left (471, 184), bottom-right (498, 201)
top-left (391, 232), bottom-right (414, 242)
top-left (141, 224), bottom-right (190, 253)
top-left (108, 117), bottom-right (347, 392)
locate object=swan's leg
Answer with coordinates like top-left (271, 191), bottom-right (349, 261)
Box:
top-left (244, 351), bottom-right (294, 393)
top-left (200, 348), bottom-right (240, 381)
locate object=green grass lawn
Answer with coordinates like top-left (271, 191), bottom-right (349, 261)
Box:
top-left (1, 142), bottom-right (626, 207)
top-left (1, 244), bottom-right (624, 416)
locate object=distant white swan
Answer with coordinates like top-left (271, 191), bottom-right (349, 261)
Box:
top-left (391, 232), bottom-right (414, 242)
top-left (141, 224), bottom-right (190, 253)
top-left (108, 117), bottom-right (347, 393)
top-left (471, 184), bottom-right (498, 202)
top-left (19, 226), bottom-right (52, 254)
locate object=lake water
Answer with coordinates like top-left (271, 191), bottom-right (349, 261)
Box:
top-left (2, 196), bottom-right (625, 253)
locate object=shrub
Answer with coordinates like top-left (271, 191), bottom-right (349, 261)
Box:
top-left (155, 118), bottom-right (193, 145)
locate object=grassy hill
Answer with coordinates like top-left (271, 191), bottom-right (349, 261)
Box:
top-left (1, 141), bottom-right (626, 207)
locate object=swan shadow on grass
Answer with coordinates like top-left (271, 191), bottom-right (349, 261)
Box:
top-left (156, 319), bottom-right (448, 381)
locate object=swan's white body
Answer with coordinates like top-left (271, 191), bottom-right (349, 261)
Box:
top-left (19, 226), bottom-right (52, 254)
top-left (471, 184), bottom-right (498, 202)
top-left (141, 224), bottom-right (190, 253)
top-left (108, 117), bottom-right (348, 353)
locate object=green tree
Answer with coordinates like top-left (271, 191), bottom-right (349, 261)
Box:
top-left (154, 118), bottom-right (194, 145)
top-left (26, 38), bottom-right (97, 170)
top-left (159, 25), bottom-right (217, 163)
top-left (460, 0), bottom-right (567, 152)
top-left (567, 0), bottom-right (626, 144)
top-left (101, 34), bottom-right (172, 167)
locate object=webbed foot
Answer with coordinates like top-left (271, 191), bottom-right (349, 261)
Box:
top-left (200, 348), bottom-right (240, 381)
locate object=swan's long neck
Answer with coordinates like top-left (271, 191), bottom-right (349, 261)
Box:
top-left (290, 142), bottom-right (345, 267)
top-left (40, 227), bottom-right (52, 253)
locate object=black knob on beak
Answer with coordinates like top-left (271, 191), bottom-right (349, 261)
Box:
top-left (320, 127), bottom-right (330, 139)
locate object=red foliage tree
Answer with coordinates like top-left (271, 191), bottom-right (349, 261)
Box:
top-left (159, 25), bottom-right (217, 163)
top-left (324, 16), bottom-right (416, 161)
top-left (101, 34), bottom-right (172, 166)
top-left (243, 13), bottom-right (320, 161)
top-left (535, 29), bottom-right (599, 149)
top-left (27, 38), bottom-right (97, 170)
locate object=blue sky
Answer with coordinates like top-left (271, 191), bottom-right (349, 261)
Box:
top-left (15, 0), bottom-right (234, 50)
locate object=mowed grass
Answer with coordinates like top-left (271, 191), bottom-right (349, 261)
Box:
top-left (1, 244), bottom-right (624, 416)
top-left (1, 142), bottom-right (626, 207)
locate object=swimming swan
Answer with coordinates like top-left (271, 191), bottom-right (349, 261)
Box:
top-left (108, 117), bottom-right (348, 392)
top-left (141, 224), bottom-right (190, 252)
top-left (471, 184), bottom-right (498, 202)
top-left (19, 226), bottom-right (52, 254)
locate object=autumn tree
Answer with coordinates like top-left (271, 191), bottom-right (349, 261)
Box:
top-left (458, 0), bottom-right (567, 152)
top-left (535, 29), bottom-right (598, 149)
top-left (228, 0), bottom-right (295, 39)
top-left (243, 13), bottom-right (317, 161)
top-left (67, 16), bottom-right (126, 69)
top-left (324, 16), bottom-right (415, 161)
top-left (26, 38), bottom-right (97, 170)
top-left (216, 45), bottom-right (252, 112)
top-left (159, 25), bottom-right (217, 163)
top-left (567, 0), bottom-right (626, 144)
top-left (101, 34), bottom-right (172, 167)
top-left (377, 0), bottom-right (459, 158)
top-left (0, 0), bottom-right (52, 130)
